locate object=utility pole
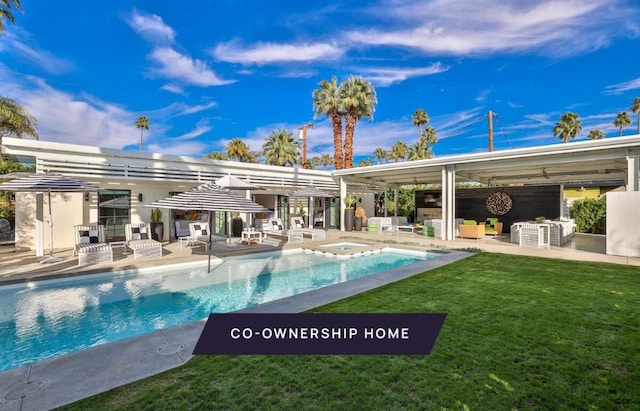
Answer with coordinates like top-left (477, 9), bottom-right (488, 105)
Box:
top-left (488, 110), bottom-right (494, 152)
top-left (298, 122), bottom-right (314, 167)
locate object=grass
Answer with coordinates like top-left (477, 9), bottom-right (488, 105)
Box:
top-left (60, 253), bottom-right (640, 410)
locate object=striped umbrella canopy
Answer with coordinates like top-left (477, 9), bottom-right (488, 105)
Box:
top-left (215, 174), bottom-right (261, 190)
top-left (146, 183), bottom-right (271, 271)
top-left (0, 173), bottom-right (101, 263)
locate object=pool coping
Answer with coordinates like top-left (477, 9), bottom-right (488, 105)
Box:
top-left (0, 248), bottom-right (473, 411)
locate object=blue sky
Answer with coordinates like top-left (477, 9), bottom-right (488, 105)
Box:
top-left (1, 0), bottom-right (640, 164)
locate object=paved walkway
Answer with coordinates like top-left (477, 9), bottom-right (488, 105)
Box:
top-left (0, 230), bottom-right (638, 410)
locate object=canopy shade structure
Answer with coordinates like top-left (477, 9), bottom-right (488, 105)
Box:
top-left (0, 173), bottom-right (101, 263)
top-left (146, 183), bottom-right (271, 271)
top-left (215, 174), bottom-right (261, 190)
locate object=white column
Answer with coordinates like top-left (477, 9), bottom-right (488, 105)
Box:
top-left (441, 166), bottom-right (456, 241)
top-left (393, 186), bottom-right (399, 217)
top-left (339, 177), bottom-right (347, 231)
top-left (36, 192), bottom-right (44, 256)
top-left (627, 155), bottom-right (639, 191)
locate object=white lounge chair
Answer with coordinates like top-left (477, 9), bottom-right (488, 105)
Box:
top-left (264, 218), bottom-right (303, 243)
top-left (74, 224), bottom-right (113, 266)
top-left (125, 223), bottom-right (163, 260)
top-left (289, 216), bottom-right (326, 240)
top-left (180, 222), bottom-right (227, 250)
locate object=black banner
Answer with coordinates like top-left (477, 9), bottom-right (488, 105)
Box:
top-left (193, 313), bottom-right (446, 355)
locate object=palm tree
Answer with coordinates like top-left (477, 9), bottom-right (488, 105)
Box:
top-left (373, 147), bottom-right (388, 164)
top-left (587, 129), bottom-right (605, 140)
top-left (320, 153), bottom-right (333, 169)
top-left (630, 98), bottom-right (640, 135)
top-left (412, 108), bottom-right (429, 141)
top-left (310, 156), bottom-right (322, 169)
top-left (262, 129), bottom-right (299, 166)
top-left (613, 111), bottom-right (631, 136)
top-left (409, 138), bottom-right (432, 160)
top-left (135, 116), bottom-right (149, 152)
top-left (340, 76), bottom-right (377, 169)
top-left (312, 76), bottom-right (344, 170)
top-left (552, 112), bottom-right (582, 143)
top-left (0, 96), bottom-right (38, 164)
top-left (226, 138), bottom-right (252, 161)
top-left (390, 141), bottom-right (409, 163)
top-left (358, 158), bottom-right (373, 167)
top-left (0, 0), bottom-right (23, 33)
top-left (422, 126), bottom-right (438, 145)
top-left (205, 151), bottom-right (228, 161)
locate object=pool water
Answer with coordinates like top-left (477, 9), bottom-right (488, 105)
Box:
top-left (0, 249), bottom-right (437, 372)
top-left (322, 242), bottom-right (367, 250)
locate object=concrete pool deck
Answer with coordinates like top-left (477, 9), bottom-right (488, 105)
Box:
top-left (1, 229), bottom-right (638, 410)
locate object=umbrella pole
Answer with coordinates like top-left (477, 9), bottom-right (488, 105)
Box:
top-left (40, 190), bottom-right (63, 264)
top-left (208, 211), bottom-right (213, 272)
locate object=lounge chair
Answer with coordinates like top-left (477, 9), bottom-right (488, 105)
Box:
top-left (264, 218), bottom-right (303, 243)
top-left (74, 224), bottom-right (113, 265)
top-left (180, 222), bottom-right (227, 250)
top-left (125, 223), bottom-right (163, 260)
top-left (289, 216), bottom-right (326, 240)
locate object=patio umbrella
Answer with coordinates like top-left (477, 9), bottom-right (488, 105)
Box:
top-left (215, 174), bottom-right (262, 229)
top-left (0, 173), bottom-right (101, 263)
top-left (289, 186), bottom-right (333, 229)
top-left (146, 182), bottom-right (271, 271)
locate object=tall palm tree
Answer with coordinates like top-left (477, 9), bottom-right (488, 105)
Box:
top-left (630, 97), bottom-right (640, 135)
top-left (320, 153), bottom-right (333, 169)
top-left (412, 108), bottom-right (429, 141)
top-left (262, 129), bottom-right (299, 166)
top-left (310, 156), bottom-right (322, 169)
top-left (373, 147), bottom-right (388, 164)
top-left (340, 76), bottom-right (377, 169)
top-left (0, 0), bottom-right (23, 33)
top-left (390, 141), bottom-right (409, 163)
top-left (225, 138), bottom-right (252, 161)
top-left (422, 126), bottom-right (438, 145)
top-left (358, 158), bottom-right (373, 167)
top-left (587, 129), bottom-right (605, 140)
top-left (409, 138), bottom-right (433, 160)
top-left (312, 76), bottom-right (344, 170)
top-left (135, 116), bottom-right (149, 152)
top-left (205, 151), bottom-right (228, 161)
top-left (613, 111), bottom-right (631, 136)
top-left (552, 112), bottom-right (582, 143)
top-left (0, 96), bottom-right (38, 164)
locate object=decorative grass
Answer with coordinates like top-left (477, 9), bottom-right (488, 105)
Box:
top-left (60, 253), bottom-right (640, 410)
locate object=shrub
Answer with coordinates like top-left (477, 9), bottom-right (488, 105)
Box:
top-left (570, 197), bottom-right (606, 234)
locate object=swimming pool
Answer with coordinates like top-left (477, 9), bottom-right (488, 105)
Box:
top-left (321, 242), bottom-right (368, 250)
top-left (0, 248), bottom-right (439, 372)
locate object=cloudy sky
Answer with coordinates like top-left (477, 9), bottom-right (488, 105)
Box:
top-left (1, 0), bottom-right (640, 164)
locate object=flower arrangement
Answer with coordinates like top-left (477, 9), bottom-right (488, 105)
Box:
top-left (355, 206), bottom-right (367, 224)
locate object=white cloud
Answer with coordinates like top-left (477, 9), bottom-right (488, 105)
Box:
top-left (356, 63), bottom-right (449, 86)
top-left (173, 120), bottom-right (213, 141)
top-left (212, 41), bottom-right (344, 64)
top-left (161, 84), bottom-right (186, 94)
top-left (0, 29), bottom-right (74, 74)
top-left (604, 77), bottom-right (640, 94)
top-left (126, 10), bottom-right (176, 44)
top-left (149, 47), bottom-right (234, 87)
top-left (346, 0), bottom-right (637, 57)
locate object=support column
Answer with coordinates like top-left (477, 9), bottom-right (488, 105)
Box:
top-left (393, 186), bottom-right (399, 217)
top-left (339, 177), bottom-right (347, 231)
top-left (36, 192), bottom-right (44, 256)
top-left (441, 166), bottom-right (456, 241)
top-left (626, 155), bottom-right (639, 191)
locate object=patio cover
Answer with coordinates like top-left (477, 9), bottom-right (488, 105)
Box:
top-left (289, 186), bottom-right (333, 228)
top-left (0, 173), bottom-right (101, 263)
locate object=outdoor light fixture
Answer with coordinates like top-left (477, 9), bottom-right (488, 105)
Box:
top-left (84, 192), bottom-right (90, 202)
top-left (138, 193), bottom-right (143, 202)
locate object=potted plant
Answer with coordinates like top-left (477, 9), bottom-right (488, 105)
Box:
top-left (150, 208), bottom-right (164, 241)
top-left (344, 195), bottom-right (357, 231)
top-left (354, 206), bottom-right (367, 231)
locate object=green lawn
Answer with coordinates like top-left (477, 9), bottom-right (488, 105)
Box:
top-left (60, 253), bottom-right (640, 410)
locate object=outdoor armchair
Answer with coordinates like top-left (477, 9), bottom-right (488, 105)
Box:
top-left (74, 224), bottom-right (113, 265)
top-left (125, 223), bottom-right (163, 260)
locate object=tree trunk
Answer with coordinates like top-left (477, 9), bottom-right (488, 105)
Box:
top-left (331, 110), bottom-right (343, 169)
top-left (344, 108), bottom-right (357, 169)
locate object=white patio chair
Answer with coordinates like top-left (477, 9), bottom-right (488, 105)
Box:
top-left (74, 224), bottom-right (113, 266)
top-left (289, 216), bottom-right (326, 240)
top-left (264, 218), bottom-right (303, 243)
top-left (125, 223), bottom-right (163, 260)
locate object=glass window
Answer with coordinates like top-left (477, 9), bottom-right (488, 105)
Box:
top-left (98, 190), bottom-right (131, 241)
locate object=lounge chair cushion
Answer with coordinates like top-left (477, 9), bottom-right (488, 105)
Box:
top-left (191, 224), bottom-right (208, 237)
top-left (78, 230), bottom-right (100, 244)
top-left (130, 226), bottom-right (150, 240)
top-left (271, 220), bottom-right (284, 231)
top-left (463, 219), bottom-right (477, 225)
